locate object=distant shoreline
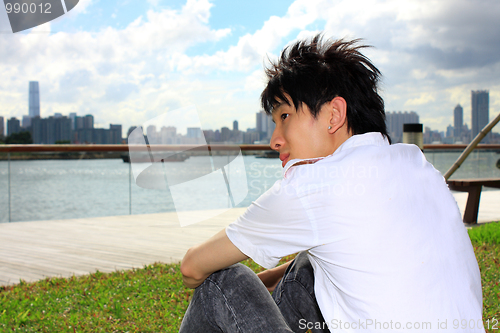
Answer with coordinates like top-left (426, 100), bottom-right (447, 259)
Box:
top-left (0, 150), bottom-right (268, 161)
top-left (0, 152), bottom-right (124, 161)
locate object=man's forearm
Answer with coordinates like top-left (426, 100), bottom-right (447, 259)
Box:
top-left (180, 246), bottom-right (211, 289)
top-left (180, 229), bottom-right (248, 289)
top-left (257, 260), bottom-right (293, 291)
top-left (273, 260), bottom-right (293, 275)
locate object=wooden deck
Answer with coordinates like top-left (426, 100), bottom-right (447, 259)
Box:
top-left (1, 190), bottom-right (499, 287)
top-left (0, 208), bottom-right (246, 286)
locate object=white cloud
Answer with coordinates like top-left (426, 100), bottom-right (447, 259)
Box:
top-left (1, 0), bottom-right (499, 135)
top-left (147, 0), bottom-right (161, 7)
top-left (404, 93), bottom-right (436, 107)
top-left (184, 0), bottom-right (324, 73)
top-left (68, 0), bottom-right (93, 15)
top-left (244, 69), bottom-right (267, 93)
top-left (0, 0), bottom-right (237, 130)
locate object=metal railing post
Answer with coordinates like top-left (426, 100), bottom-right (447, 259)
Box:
top-left (129, 160), bottom-right (132, 215)
top-left (8, 152), bottom-right (11, 222)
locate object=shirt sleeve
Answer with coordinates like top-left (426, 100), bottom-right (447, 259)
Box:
top-left (226, 179), bottom-right (317, 269)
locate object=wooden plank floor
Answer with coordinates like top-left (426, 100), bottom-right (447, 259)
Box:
top-left (1, 190), bottom-right (499, 287)
top-left (0, 208), bottom-right (247, 286)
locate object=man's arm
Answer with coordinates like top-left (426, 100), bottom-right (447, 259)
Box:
top-left (180, 229), bottom-right (249, 289)
top-left (257, 261), bottom-right (292, 292)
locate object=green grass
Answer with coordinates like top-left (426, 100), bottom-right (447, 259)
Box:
top-left (469, 221), bottom-right (500, 245)
top-left (469, 222), bottom-right (500, 331)
top-left (1, 224), bottom-right (499, 333)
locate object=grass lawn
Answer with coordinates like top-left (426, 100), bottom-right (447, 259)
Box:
top-left (1, 222), bottom-right (499, 332)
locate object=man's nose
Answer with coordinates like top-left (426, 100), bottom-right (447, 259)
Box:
top-left (270, 128), bottom-right (284, 151)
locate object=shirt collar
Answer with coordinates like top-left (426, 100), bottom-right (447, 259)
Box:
top-left (282, 132), bottom-right (389, 179)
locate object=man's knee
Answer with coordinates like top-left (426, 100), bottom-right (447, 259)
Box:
top-left (204, 263), bottom-right (256, 286)
top-left (197, 263), bottom-right (266, 303)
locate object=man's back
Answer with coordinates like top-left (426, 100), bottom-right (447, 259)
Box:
top-left (228, 132), bottom-right (483, 332)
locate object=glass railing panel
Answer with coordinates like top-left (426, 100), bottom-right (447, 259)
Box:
top-left (424, 149), bottom-right (500, 181)
top-left (6, 151), bottom-right (129, 222)
top-left (128, 149), bottom-right (178, 215)
top-left (0, 154), bottom-right (9, 223)
top-left (238, 154), bottom-right (282, 207)
top-left (1, 145), bottom-right (498, 223)
top-left (128, 150), bottom-right (282, 215)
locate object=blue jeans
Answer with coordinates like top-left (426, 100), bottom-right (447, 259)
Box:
top-left (179, 252), bottom-right (328, 333)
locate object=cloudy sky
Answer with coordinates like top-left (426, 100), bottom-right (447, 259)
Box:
top-left (0, 0), bottom-right (499, 136)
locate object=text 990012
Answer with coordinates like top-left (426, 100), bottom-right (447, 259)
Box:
top-left (5, 2), bottom-right (51, 14)
top-left (3, 0), bottom-right (79, 33)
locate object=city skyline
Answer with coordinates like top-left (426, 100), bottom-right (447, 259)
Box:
top-left (2, 81), bottom-right (496, 141)
top-left (0, 0), bottom-right (499, 136)
top-left (0, 81), bottom-right (500, 144)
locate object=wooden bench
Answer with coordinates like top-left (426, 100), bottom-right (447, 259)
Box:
top-left (446, 179), bottom-right (500, 224)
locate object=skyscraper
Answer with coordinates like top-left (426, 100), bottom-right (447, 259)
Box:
top-left (69, 112), bottom-right (77, 130)
top-left (453, 104), bottom-right (463, 138)
top-left (471, 90), bottom-right (489, 140)
top-left (0, 116), bottom-right (4, 138)
top-left (30, 116), bottom-right (72, 144)
top-left (109, 124), bottom-right (122, 144)
top-left (256, 111), bottom-right (269, 141)
top-left (266, 114), bottom-right (275, 140)
top-left (22, 115), bottom-right (31, 128)
top-left (256, 111), bottom-right (266, 133)
top-left (7, 117), bottom-right (21, 136)
top-left (84, 114), bottom-right (94, 129)
top-left (385, 111), bottom-right (420, 143)
top-left (29, 81), bottom-right (40, 118)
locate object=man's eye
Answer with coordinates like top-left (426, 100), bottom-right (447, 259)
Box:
top-left (281, 113), bottom-right (289, 121)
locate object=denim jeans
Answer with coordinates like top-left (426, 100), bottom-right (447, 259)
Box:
top-left (179, 252), bottom-right (328, 333)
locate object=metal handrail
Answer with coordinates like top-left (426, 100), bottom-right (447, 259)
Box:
top-left (0, 144), bottom-right (274, 153)
top-left (0, 143), bottom-right (499, 153)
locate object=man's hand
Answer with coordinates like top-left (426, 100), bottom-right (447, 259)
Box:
top-left (180, 229), bottom-right (248, 289)
top-left (257, 261), bottom-right (293, 292)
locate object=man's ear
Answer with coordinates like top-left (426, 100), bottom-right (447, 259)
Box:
top-left (327, 97), bottom-right (347, 133)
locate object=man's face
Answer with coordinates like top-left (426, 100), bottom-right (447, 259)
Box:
top-left (271, 96), bottom-right (333, 168)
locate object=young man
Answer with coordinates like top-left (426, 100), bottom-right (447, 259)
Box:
top-left (179, 35), bottom-right (483, 332)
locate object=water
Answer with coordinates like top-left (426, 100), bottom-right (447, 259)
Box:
top-left (0, 151), bottom-right (499, 223)
top-left (0, 155), bottom-right (283, 222)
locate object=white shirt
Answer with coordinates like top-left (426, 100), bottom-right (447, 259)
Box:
top-left (226, 132), bottom-right (483, 332)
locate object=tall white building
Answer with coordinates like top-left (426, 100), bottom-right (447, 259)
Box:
top-left (29, 81), bottom-right (40, 118)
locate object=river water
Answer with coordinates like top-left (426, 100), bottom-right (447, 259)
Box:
top-left (0, 150), bottom-right (499, 223)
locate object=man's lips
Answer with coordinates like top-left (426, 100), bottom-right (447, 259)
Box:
top-left (279, 153), bottom-right (290, 167)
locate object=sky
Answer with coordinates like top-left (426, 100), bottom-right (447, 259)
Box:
top-left (0, 0), bottom-right (499, 136)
